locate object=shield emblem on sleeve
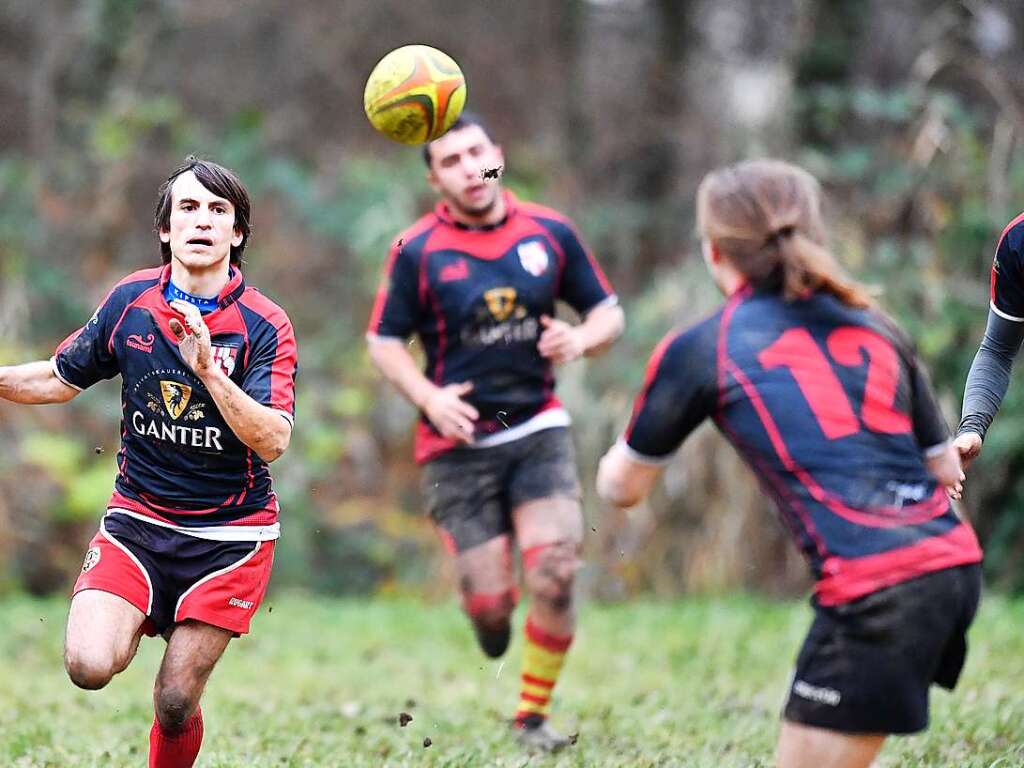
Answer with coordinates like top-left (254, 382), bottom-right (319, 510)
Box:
top-left (517, 241), bottom-right (549, 277)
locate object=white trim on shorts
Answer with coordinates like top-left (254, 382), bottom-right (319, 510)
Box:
top-left (470, 407), bottom-right (572, 449)
top-left (107, 508), bottom-right (281, 542)
top-left (100, 518), bottom-right (154, 615)
top-left (173, 540), bottom-right (263, 623)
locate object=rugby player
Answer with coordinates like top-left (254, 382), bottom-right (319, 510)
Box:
top-left (0, 156), bottom-right (297, 767)
top-left (366, 113), bottom-right (624, 751)
top-left (956, 211), bottom-right (1024, 471)
top-left (597, 159), bottom-right (982, 768)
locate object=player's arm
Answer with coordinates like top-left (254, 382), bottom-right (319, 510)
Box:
top-left (169, 301), bottom-right (292, 463)
top-left (596, 443), bottom-right (663, 509)
top-left (597, 321), bottom-right (716, 508)
top-left (0, 361), bottom-right (79, 404)
top-left (365, 236), bottom-right (477, 443)
top-left (958, 222), bottom-right (1024, 469)
top-left (367, 338), bottom-right (477, 444)
top-left (955, 308), bottom-right (1024, 468)
top-left (542, 217), bottom-right (623, 363)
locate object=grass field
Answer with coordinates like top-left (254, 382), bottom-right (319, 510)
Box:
top-left (0, 593), bottom-right (1022, 767)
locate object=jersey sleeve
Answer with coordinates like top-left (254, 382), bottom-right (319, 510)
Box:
top-left (623, 317), bottom-right (719, 463)
top-left (367, 239), bottom-right (422, 341)
top-left (552, 220), bottom-right (617, 315)
top-left (990, 218), bottom-right (1024, 322)
top-left (51, 288), bottom-right (124, 390)
top-left (241, 311), bottom-right (298, 426)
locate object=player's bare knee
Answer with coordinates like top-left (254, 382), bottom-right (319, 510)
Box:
top-left (463, 587), bottom-right (517, 628)
top-left (64, 651), bottom-right (115, 690)
top-left (154, 684), bottom-right (197, 733)
top-left (524, 541), bottom-right (578, 612)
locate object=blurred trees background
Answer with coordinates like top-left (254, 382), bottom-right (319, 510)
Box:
top-left (2, 0), bottom-right (1024, 598)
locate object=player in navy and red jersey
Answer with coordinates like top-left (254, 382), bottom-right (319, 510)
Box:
top-left (597, 160), bottom-right (982, 768)
top-left (955, 211), bottom-right (1024, 471)
top-left (0, 157), bottom-right (297, 768)
top-left (367, 113), bottom-right (624, 750)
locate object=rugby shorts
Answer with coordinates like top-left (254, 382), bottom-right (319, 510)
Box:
top-left (421, 426), bottom-right (581, 552)
top-left (784, 563), bottom-right (982, 734)
top-left (74, 510), bottom-right (275, 636)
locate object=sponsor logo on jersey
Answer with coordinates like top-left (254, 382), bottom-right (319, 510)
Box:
top-left (463, 287), bottom-right (538, 347)
top-left (126, 333), bottom-right (155, 353)
top-left (131, 410), bottom-right (224, 451)
top-left (484, 287), bottom-right (519, 322)
top-left (440, 258), bottom-right (470, 283)
top-left (160, 381), bottom-right (192, 420)
top-left (228, 597), bottom-right (254, 610)
top-left (212, 344), bottom-right (238, 377)
top-left (82, 546), bottom-right (101, 573)
top-left (518, 241), bottom-right (549, 277)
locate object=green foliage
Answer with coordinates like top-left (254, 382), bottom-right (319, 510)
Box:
top-left (19, 432), bottom-right (117, 522)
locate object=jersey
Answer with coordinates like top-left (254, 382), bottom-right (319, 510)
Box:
top-left (52, 265), bottom-right (297, 539)
top-left (989, 210), bottom-right (1024, 322)
top-left (367, 191), bottom-right (616, 463)
top-left (623, 285), bottom-right (982, 605)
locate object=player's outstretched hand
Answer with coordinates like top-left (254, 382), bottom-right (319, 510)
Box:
top-left (538, 315), bottom-right (585, 364)
top-left (169, 300), bottom-right (214, 378)
top-left (423, 382), bottom-right (478, 444)
top-left (953, 432), bottom-right (983, 473)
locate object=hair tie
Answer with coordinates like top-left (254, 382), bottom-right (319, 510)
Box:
top-left (764, 225), bottom-right (796, 247)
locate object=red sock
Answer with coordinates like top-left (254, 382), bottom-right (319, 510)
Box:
top-left (148, 706), bottom-right (204, 768)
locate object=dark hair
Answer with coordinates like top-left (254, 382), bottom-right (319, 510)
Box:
top-left (697, 159), bottom-right (873, 308)
top-left (154, 155), bottom-right (252, 266)
top-left (422, 111), bottom-right (495, 166)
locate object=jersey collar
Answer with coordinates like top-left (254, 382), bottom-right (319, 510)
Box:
top-left (158, 263), bottom-right (246, 311)
top-left (435, 190), bottom-right (517, 231)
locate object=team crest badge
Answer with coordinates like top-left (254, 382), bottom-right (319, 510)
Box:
top-left (518, 241), bottom-right (549, 277)
top-left (160, 381), bottom-right (192, 420)
top-left (82, 547), bottom-right (101, 573)
top-left (212, 344), bottom-right (238, 377)
top-left (484, 287), bottom-right (518, 322)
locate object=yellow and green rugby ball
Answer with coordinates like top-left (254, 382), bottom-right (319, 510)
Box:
top-left (363, 45), bottom-right (467, 145)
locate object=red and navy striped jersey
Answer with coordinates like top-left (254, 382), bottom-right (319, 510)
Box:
top-left (52, 265), bottom-right (297, 534)
top-left (368, 192), bottom-right (616, 462)
top-left (990, 211), bottom-right (1024, 322)
top-left (624, 286), bottom-right (982, 605)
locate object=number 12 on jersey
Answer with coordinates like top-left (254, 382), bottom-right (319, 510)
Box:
top-left (758, 326), bottom-right (911, 440)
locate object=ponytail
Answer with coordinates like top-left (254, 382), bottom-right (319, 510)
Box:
top-left (772, 227), bottom-right (874, 308)
top-left (698, 159), bottom-right (875, 309)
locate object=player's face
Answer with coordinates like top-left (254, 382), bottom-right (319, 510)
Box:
top-left (427, 125), bottom-right (505, 217)
top-left (159, 171), bottom-right (243, 272)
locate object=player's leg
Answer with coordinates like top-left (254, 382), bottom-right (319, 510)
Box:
top-left (64, 589), bottom-right (146, 689)
top-left (775, 723), bottom-right (884, 768)
top-left (511, 496), bottom-right (581, 742)
top-left (147, 533), bottom-right (274, 767)
top-left (149, 620), bottom-right (232, 768)
top-left (453, 533), bottom-right (518, 657)
top-left (508, 428), bottom-right (583, 749)
top-left (422, 447), bottom-right (518, 657)
top-left (64, 524), bottom-right (152, 689)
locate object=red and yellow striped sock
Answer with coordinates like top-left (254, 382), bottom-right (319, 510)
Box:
top-left (515, 614), bottom-right (573, 726)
